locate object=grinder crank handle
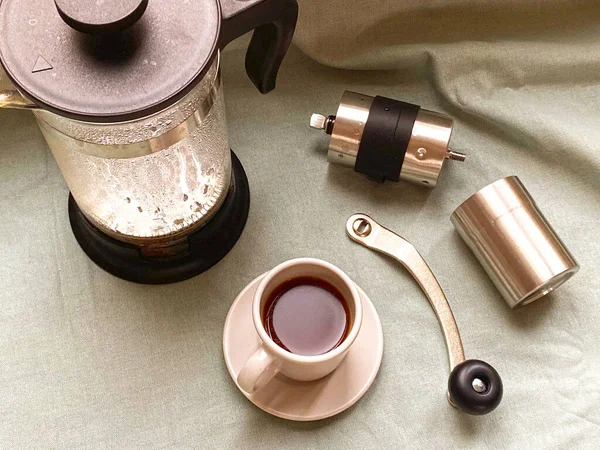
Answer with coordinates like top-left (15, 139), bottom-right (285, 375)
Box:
top-left (346, 213), bottom-right (503, 415)
top-left (219, 0), bottom-right (298, 94)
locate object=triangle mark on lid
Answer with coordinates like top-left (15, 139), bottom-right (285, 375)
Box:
top-left (32, 56), bottom-right (53, 73)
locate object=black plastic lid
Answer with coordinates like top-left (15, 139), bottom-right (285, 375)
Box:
top-left (0, 0), bottom-right (221, 122)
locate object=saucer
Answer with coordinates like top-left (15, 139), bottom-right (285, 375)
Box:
top-left (223, 274), bottom-right (384, 421)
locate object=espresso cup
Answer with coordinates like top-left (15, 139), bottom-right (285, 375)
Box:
top-left (237, 258), bottom-right (363, 394)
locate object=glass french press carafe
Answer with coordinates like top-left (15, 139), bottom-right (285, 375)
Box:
top-left (0, 0), bottom-right (298, 283)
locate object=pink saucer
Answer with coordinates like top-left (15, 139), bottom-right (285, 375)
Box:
top-left (223, 274), bottom-right (384, 421)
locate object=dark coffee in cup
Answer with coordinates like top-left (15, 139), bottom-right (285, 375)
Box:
top-left (262, 276), bottom-right (350, 356)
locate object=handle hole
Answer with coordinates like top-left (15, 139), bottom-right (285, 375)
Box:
top-left (352, 219), bottom-right (372, 237)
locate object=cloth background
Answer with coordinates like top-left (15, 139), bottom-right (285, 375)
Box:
top-left (1, 0), bottom-right (599, 448)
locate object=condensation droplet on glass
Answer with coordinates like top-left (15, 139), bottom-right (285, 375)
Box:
top-left (137, 206), bottom-right (143, 213)
top-left (183, 194), bottom-right (189, 201)
top-left (125, 197), bottom-right (131, 203)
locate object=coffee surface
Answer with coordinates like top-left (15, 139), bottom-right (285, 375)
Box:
top-left (263, 277), bottom-right (350, 356)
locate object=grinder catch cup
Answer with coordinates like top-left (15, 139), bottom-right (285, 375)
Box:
top-left (451, 176), bottom-right (580, 308)
top-left (0, 0), bottom-right (298, 284)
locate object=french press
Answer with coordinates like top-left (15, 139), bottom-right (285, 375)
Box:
top-left (0, 0), bottom-right (298, 283)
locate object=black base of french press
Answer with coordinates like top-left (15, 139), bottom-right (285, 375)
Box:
top-left (68, 150), bottom-right (250, 284)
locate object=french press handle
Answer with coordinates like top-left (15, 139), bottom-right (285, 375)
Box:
top-left (219, 0), bottom-right (298, 94)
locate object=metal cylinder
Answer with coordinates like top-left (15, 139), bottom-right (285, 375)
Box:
top-left (314, 90), bottom-right (461, 187)
top-left (326, 91), bottom-right (373, 168)
top-left (451, 176), bottom-right (579, 309)
top-left (401, 109), bottom-right (454, 186)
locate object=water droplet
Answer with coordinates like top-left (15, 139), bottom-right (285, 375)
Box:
top-left (125, 197), bottom-right (131, 203)
top-left (183, 194), bottom-right (189, 201)
top-left (137, 206), bottom-right (143, 213)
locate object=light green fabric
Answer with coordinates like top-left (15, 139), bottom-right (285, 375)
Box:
top-left (1, 1), bottom-right (599, 448)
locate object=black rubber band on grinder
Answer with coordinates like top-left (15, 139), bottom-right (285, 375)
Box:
top-left (355, 96), bottom-right (420, 182)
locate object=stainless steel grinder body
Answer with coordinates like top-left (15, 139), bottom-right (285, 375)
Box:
top-left (310, 91), bottom-right (466, 187)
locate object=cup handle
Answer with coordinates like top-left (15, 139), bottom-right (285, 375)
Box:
top-left (237, 345), bottom-right (280, 394)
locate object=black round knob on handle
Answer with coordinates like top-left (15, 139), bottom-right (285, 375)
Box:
top-left (55, 0), bottom-right (149, 34)
top-left (448, 359), bottom-right (503, 415)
